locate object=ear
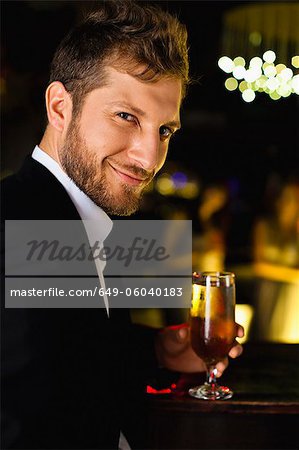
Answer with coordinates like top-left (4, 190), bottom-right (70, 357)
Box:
top-left (45, 81), bottom-right (72, 133)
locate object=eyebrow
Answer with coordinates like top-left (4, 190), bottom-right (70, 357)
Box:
top-left (108, 101), bottom-right (181, 130)
top-left (165, 120), bottom-right (181, 130)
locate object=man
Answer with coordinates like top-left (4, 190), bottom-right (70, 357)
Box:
top-left (1, 1), bottom-right (243, 448)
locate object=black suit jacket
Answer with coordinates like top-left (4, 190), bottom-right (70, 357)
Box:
top-left (1, 156), bottom-right (157, 449)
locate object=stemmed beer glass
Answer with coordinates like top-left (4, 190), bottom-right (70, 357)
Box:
top-left (189, 272), bottom-right (236, 400)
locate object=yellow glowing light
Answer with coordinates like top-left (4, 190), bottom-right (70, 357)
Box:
top-left (242, 88), bottom-right (255, 102)
top-left (256, 75), bottom-right (267, 88)
top-left (269, 91), bottom-right (281, 100)
top-left (225, 77), bottom-right (238, 91)
top-left (233, 66), bottom-right (246, 80)
top-left (282, 89), bottom-right (292, 98)
top-left (263, 50), bottom-right (276, 63)
top-left (235, 304), bottom-right (254, 344)
top-left (280, 68), bottom-right (293, 81)
top-left (218, 48), bottom-right (297, 101)
top-left (253, 263), bottom-right (299, 343)
top-left (276, 63), bottom-right (286, 74)
top-left (156, 176), bottom-right (175, 196)
top-left (277, 84), bottom-right (292, 97)
top-left (264, 64), bottom-right (277, 78)
top-left (218, 56), bottom-right (234, 73)
top-left (266, 77), bottom-right (279, 92)
top-left (249, 31), bottom-right (262, 46)
top-left (269, 282), bottom-right (299, 343)
top-left (249, 57), bottom-right (263, 68)
top-left (244, 67), bottom-right (261, 83)
top-left (179, 182), bottom-right (199, 199)
top-left (291, 75), bottom-right (299, 94)
top-left (254, 263), bottom-right (299, 284)
top-left (239, 81), bottom-right (248, 92)
top-left (233, 56), bottom-right (246, 67)
top-left (291, 56), bottom-right (299, 69)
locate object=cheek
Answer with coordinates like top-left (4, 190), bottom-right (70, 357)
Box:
top-left (156, 146), bottom-right (169, 171)
top-left (82, 122), bottom-right (131, 158)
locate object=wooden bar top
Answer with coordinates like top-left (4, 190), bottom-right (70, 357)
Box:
top-left (147, 343), bottom-right (299, 449)
top-left (149, 342), bottom-right (299, 411)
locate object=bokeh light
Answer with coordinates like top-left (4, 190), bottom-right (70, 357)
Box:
top-left (225, 77), bottom-right (238, 91)
top-left (218, 49), bottom-right (299, 102)
top-left (233, 56), bottom-right (246, 67)
top-left (218, 56), bottom-right (234, 73)
top-left (248, 31), bottom-right (262, 46)
top-left (233, 66), bottom-right (246, 80)
top-left (291, 56), bottom-right (299, 68)
top-left (263, 50), bottom-right (276, 63)
top-left (242, 89), bottom-right (255, 102)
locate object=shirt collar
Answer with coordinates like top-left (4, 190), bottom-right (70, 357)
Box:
top-left (32, 145), bottom-right (113, 243)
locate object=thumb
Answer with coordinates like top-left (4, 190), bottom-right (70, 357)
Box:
top-left (157, 323), bottom-right (190, 364)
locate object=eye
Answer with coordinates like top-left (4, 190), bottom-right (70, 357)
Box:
top-left (117, 112), bottom-right (136, 122)
top-left (159, 125), bottom-right (175, 141)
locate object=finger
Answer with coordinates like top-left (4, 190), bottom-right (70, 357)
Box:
top-left (215, 359), bottom-right (228, 377)
top-left (228, 342), bottom-right (243, 359)
top-left (236, 323), bottom-right (244, 338)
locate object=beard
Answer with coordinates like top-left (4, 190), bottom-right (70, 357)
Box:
top-left (59, 119), bottom-right (153, 216)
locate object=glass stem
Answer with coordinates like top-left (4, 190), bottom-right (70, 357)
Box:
top-left (207, 367), bottom-right (218, 392)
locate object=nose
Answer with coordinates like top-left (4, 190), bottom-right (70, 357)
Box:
top-left (127, 130), bottom-right (162, 172)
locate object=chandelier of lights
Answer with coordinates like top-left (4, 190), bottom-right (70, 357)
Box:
top-left (218, 2), bottom-right (299, 102)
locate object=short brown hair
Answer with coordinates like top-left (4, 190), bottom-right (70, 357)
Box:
top-left (49, 0), bottom-right (189, 116)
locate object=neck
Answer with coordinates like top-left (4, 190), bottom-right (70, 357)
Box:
top-left (39, 126), bottom-right (63, 169)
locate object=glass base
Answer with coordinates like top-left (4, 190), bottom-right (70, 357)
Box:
top-left (189, 382), bottom-right (233, 400)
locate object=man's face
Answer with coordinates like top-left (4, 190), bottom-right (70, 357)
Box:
top-left (59, 66), bottom-right (182, 215)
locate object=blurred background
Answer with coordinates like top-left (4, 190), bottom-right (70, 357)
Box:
top-left (1, 0), bottom-right (299, 343)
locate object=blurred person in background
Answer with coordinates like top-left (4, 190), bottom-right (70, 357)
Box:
top-left (193, 183), bottom-right (230, 272)
top-left (252, 178), bottom-right (299, 342)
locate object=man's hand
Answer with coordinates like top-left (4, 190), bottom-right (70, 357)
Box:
top-left (155, 323), bottom-right (244, 376)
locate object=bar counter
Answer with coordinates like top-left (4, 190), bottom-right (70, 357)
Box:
top-left (147, 342), bottom-right (299, 449)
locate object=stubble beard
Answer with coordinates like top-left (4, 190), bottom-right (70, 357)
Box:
top-left (59, 120), bottom-right (151, 216)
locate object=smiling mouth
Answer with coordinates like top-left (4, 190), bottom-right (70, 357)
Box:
top-left (108, 162), bottom-right (149, 186)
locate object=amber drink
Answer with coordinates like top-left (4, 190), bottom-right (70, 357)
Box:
top-left (189, 272), bottom-right (236, 400)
